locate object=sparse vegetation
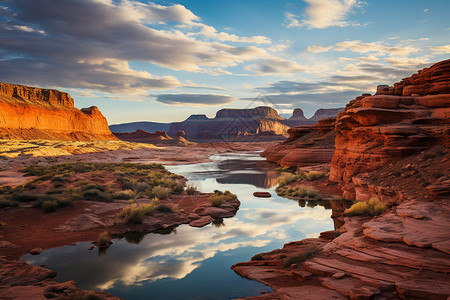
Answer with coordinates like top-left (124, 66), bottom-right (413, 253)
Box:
top-left (116, 199), bottom-right (159, 224)
top-left (276, 185), bottom-right (321, 200)
top-left (0, 162), bottom-right (187, 213)
top-left (97, 231), bottom-right (112, 248)
top-left (344, 198), bottom-right (387, 216)
top-left (209, 190), bottom-right (237, 207)
top-left (277, 171), bottom-right (326, 188)
top-left (282, 246), bottom-right (320, 268)
top-left (186, 184), bottom-right (198, 195)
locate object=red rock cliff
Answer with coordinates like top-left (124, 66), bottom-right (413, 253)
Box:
top-left (330, 59), bottom-right (450, 200)
top-left (0, 83), bottom-right (117, 141)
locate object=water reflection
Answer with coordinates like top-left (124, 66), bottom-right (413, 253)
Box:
top-left (24, 152), bottom-right (348, 300)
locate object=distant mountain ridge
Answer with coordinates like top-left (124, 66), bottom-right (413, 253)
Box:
top-left (110, 106), bottom-right (343, 142)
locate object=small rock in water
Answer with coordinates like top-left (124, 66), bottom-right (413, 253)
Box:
top-left (30, 248), bottom-right (43, 255)
top-left (332, 272), bottom-right (346, 279)
top-left (253, 192), bottom-right (271, 198)
top-left (88, 246), bottom-right (94, 250)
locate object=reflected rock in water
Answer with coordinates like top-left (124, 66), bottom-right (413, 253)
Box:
top-left (215, 159), bottom-right (280, 188)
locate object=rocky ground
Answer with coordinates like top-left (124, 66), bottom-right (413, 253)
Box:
top-left (232, 60), bottom-right (450, 299)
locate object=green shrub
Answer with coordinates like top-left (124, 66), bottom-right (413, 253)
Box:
top-left (186, 184), bottom-right (197, 195)
top-left (282, 246), bottom-right (320, 268)
top-left (344, 198), bottom-right (387, 216)
top-left (136, 182), bottom-right (148, 192)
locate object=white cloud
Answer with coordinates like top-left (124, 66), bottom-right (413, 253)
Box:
top-left (287, 0), bottom-right (365, 29)
top-left (429, 45), bottom-right (450, 54)
top-left (244, 57), bottom-right (305, 75)
top-left (424, 8), bottom-right (429, 13)
top-left (306, 45), bottom-right (333, 53)
top-left (188, 24), bottom-right (271, 44)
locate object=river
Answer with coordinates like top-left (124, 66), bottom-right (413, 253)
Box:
top-left (24, 152), bottom-right (344, 299)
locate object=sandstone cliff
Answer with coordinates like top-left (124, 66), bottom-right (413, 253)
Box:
top-left (0, 83), bottom-right (117, 141)
top-left (168, 106), bottom-right (289, 141)
top-left (261, 117), bottom-right (337, 171)
top-left (329, 59), bottom-right (450, 202)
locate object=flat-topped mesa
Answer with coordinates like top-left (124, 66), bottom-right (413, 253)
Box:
top-left (215, 106), bottom-right (282, 120)
top-left (114, 129), bottom-right (172, 140)
top-left (330, 59), bottom-right (450, 202)
top-left (0, 82), bottom-right (117, 141)
top-left (0, 82), bottom-right (74, 107)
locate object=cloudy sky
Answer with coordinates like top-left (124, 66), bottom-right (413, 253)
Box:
top-left (1, 0), bottom-right (449, 124)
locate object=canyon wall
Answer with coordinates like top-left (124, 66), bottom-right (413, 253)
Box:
top-left (261, 117), bottom-right (337, 171)
top-left (0, 83), bottom-right (117, 141)
top-left (329, 59), bottom-right (450, 201)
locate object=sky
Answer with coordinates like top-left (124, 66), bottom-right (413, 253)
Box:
top-left (1, 0), bottom-right (449, 124)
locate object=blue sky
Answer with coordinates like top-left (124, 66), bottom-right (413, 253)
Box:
top-left (1, 0), bottom-right (449, 124)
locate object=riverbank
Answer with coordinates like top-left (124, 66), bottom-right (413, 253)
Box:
top-left (0, 142), bottom-right (257, 300)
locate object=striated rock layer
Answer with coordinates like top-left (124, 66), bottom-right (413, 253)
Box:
top-left (261, 117), bottom-right (337, 171)
top-left (330, 59), bottom-right (450, 201)
top-left (0, 82), bottom-right (117, 141)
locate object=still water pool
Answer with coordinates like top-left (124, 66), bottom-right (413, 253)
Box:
top-left (24, 152), bottom-right (343, 299)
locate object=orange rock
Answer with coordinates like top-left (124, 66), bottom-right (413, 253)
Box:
top-left (0, 83), bottom-right (117, 141)
top-left (330, 59), bottom-right (450, 201)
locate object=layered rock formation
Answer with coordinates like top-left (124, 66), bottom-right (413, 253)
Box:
top-left (111, 107), bottom-right (343, 142)
top-left (330, 59), bottom-right (450, 202)
top-left (114, 129), bottom-right (194, 146)
top-left (168, 106), bottom-right (290, 141)
top-left (261, 117), bottom-right (337, 171)
top-left (0, 83), bottom-right (117, 141)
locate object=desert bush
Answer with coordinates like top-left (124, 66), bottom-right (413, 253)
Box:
top-left (276, 186), bottom-right (321, 200)
top-left (186, 184), bottom-right (198, 195)
top-left (152, 187), bottom-right (169, 199)
top-left (81, 184), bottom-right (105, 192)
top-left (82, 189), bottom-right (109, 202)
top-left (210, 190), bottom-right (237, 207)
top-left (0, 186), bottom-right (11, 194)
top-left (11, 192), bottom-right (39, 202)
top-left (97, 231), bottom-right (112, 247)
top-left (344, 198), bottom-right (387, 216)
top-left (111, 190), bottom-right (136, 200)
top-left (172, 183), bottom-right (184, 194)
top-left (156, 204), bottom-right (173, 213)
top-left (117, 202), bottom-right (157, 224)
top-left (0, 199), bottom-right (17, 208)
top-left (277, 174), bottom-right (301, 187)
top-left (281, 246), bottom-right (320, 268)
top-left (304, 171), bottom-right (326, 181)
top-left (136, 182), bottom-right (149, 192)
top-left (41, 200), bottom-right (58, 213)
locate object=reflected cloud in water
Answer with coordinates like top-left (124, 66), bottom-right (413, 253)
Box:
top-left (24, 152), bottom-right (346, 300)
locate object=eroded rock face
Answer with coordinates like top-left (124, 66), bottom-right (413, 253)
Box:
top-left (261, 118), bottom-right (337, 171)
top-left (0, 83), bottom-right (117, 141)
top-left (168, 106), bottom-right (290, 141)
top-left (330, 60), bottom-right (450, 200)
